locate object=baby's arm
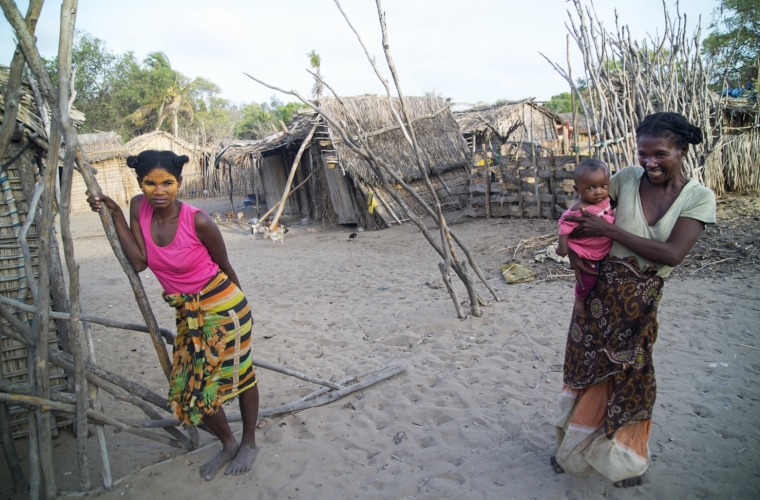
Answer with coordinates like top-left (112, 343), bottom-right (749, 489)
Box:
top-left (557, 233), bottom-right (569, 257)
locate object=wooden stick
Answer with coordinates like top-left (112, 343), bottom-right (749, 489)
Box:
top-left (0, 294), bottom-right (175, 342)
top-left (269, 124), bottom-right (318, 231)
top-left (250, 357), bottom-right (343, 390)
top-left (0, 349), bottom-right (26, 492)
top-left (253, 365), bottom-right (405, 420)
top-left (33, 106), bottom-right (60, 500)
top-left (292, 360), bottom-right (404, 404)
top-left (57, 0), bottom-right (91, 487)
top-left (690, 257), bottom-right (736, 273)
top-left (116, 363), bottom-right (406, 429)
top-left (482, 145), bottom-right (491, 219)
top-left (80, 300), bottom-right (112, 491)
top-left (17, 182), bottom-right (42, 301)
top-left (0, 317), bottom-right (175, 430)
top-left (254, 162), bottom-right (323, 224)
top-left (0, 392), bottom-right (183, 449)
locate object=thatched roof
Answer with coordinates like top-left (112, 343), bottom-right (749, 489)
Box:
top-left (125, 131), bottom-right (212, 156)
top-left (323, 95), bottom-right (468, 185)
top-left (78, 132), bottom-right (127, 162)
top-left (217, 109), bottom-right (318, 168)
top-left (558, 112), bottom-right (597, 135)
top-left (0, 65), bottom-right (85, 148)
top-left (454, 99), bottom-right (562, 142)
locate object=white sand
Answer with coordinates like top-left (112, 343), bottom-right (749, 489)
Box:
top-left (1, 198), bottom-right (759, 499)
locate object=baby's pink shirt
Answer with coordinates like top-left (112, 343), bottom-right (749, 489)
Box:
top-left (558, 197), bottom-right (616, 261)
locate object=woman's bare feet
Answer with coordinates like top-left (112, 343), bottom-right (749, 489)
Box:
top-left (574, 298), bottom-right (586, 318)
top-left (225, 442), bottom-right (259, 476)
top-left (614, 474), bottom-right (644, 488)
top-left (550, 456), bottom-right (565, 474)
top-left (199, 442), bottom-right (238, 481)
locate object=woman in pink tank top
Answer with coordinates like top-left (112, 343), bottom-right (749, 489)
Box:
top-left (87, 150), bottom-right (259, 481)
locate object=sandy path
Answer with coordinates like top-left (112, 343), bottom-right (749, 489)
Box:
top-left (1, 198), bottom-right (758, 499)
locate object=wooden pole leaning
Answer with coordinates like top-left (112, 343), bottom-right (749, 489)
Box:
top-left (56, 0), bottom-right (91, 489)
top-left (268, 124), bottom-right (318, 231)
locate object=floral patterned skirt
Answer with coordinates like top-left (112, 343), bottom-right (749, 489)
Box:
top-left (552, 256), bottom-right (664, 481)
top-left (163, 271), bottom-right (257, 427)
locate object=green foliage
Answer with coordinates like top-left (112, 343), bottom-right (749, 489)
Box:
top-left (703, 0), bottom-right (760, 88)
top-left (544, 92), bottom-right (574, 114)
top-left (307, 50), bottom-right (321, 70)
top-left (234, 96), bottom-right (307, 140)
top-left (42, 30), bottom-right (303, 142)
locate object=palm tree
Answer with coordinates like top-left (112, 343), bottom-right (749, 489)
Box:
top-left (307, 50), bottom-right (322, 99)
top-left (127, 52), bottom-right (195, 136)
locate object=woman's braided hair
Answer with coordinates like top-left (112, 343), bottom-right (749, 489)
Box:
top-left (126, 150), bottom-right (189, 182)
top-left (635, 112), bottom-right (703, 147)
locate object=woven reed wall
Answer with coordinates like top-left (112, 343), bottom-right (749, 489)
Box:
top-left (71, 157), bottom-right (142, 213)
top-left (0, 142), bottom-right (66, 440)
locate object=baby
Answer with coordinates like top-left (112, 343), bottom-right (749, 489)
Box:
top-left (556, 159), bottom-right (615, 317)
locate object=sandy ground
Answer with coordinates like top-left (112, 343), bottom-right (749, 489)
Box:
top-left (1, 195), bottom-right (759, 500)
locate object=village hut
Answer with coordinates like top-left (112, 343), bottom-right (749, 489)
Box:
top-left (70, 132), bottom-right (140, 212)
top-left (704, 94), bottom-right (760, 194)
top-left (0, 65), bottom-right (73, 439)
top-left (124, 131), bottom-right (214, 198)
top-left (454, 99), bottom-right (565, 158)
top-left (558, 112), bottom-right (597, 147)
top-left (219, 95), bottom-right (471, 229)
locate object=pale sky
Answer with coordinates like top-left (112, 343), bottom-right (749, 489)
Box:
top-left (2, 0), bottom-right (718, 106)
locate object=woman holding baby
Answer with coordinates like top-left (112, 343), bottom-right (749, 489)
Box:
top-left (550, 113), bottom-right (716, 487)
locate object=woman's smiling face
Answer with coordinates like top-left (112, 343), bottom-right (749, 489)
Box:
top-left (636, 135), bottom-right (687, 184)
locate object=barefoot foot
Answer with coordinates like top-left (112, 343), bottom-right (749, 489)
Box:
top-left (550, 456), bottom-right (565, 474)
top-left (573, 298), bottom-right (586, 318)
top-left (199, 443), bottom-right (238, 481)
top-left (614, 474), bottom-right (643, 488)
top-left (224, 443), bottom-right (259, 476)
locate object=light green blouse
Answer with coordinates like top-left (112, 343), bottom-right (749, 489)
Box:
top-left (609, 166), bottom-right (716, 277)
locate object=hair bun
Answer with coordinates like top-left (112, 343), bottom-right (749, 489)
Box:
top-left (173, 155), bottom-right (190, 168)
top-left (126, 156), bottom-right (140, 169)
top-left (683, 124), bottom-right (703, 145)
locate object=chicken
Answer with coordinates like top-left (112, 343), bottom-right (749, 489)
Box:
top-left (225, 211), bottom-right (234, 223)
top-left (210, 212), bottom-right (222, 224)
top-left (348, 232), bottom-right (357, 242)
top-left (265, 225), bottom-right (285, 246)
top-left (237, 212), bottom-right (244, 223)
top-left (249, 218), bottom-right (263, 238)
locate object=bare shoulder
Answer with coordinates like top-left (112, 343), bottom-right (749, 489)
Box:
top-left (129, 194), bottom-right (144, 218)
top-left (193, 209), bottom-right (219, 237)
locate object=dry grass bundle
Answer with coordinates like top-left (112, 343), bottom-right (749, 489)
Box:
top-left (77, 132), bottom-right (126, 162)
top-left (321, 95), bottom-right (469, 185)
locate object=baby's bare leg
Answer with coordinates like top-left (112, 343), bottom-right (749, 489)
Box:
top-left (574, 297), bottom-right (586, 318)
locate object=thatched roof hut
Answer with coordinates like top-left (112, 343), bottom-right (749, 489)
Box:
top-left (454, 99), bottom-right (563, 155)
top-left (72, 132), bottom-right (140, 212)
top-left (219, 95), bottom-right (470, 228)
top-left (125, 131), bottom-right (213, 198)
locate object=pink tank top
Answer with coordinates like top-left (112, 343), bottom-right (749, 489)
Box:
top-left (139, 197), bottom-right (219, 294)
top-left (557, 197), bottom-right (616, 261)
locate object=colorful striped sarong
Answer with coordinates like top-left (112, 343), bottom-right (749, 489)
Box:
top-left (551, 256), bottom-right (663, 482)
top-left (163, 271), bottom-right (257, 427)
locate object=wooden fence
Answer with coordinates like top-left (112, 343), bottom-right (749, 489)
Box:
top-left (466, 153), bottom-right (623, 219)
